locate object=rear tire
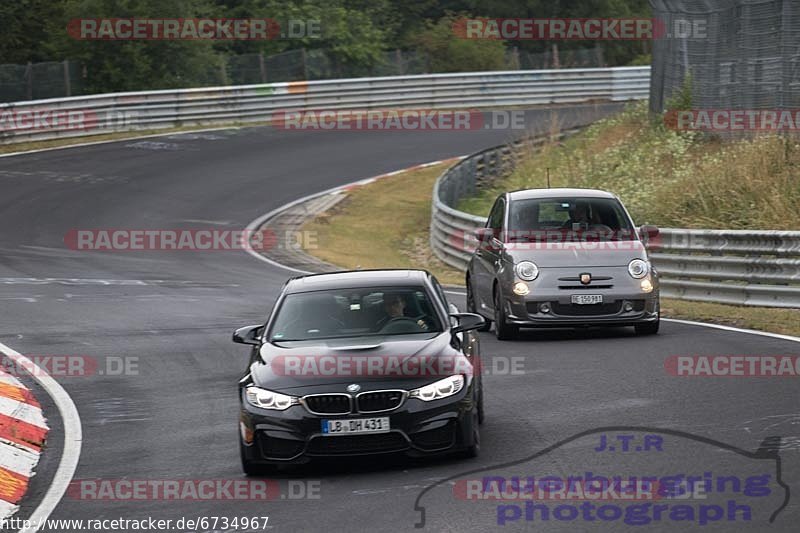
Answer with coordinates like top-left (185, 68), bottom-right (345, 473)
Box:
top-left (493, 288), bottom-right (518, 341)
top-left (467, 278), bottom-right (491, 331)
top-left (635, 318), bottom-right (660, 335)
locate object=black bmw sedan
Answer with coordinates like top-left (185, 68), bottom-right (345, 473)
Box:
top-left (233, 269), bottom-right (486, 474)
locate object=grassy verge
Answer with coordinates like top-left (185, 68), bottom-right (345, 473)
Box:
top-left (301, 158), bottom-right (800, 337)
top-left (458, 102), bottom-right (800, 230)
top-left (301, 162), bottom-right (464, 285)
top-left (660, 299), bottom-right (800, 337)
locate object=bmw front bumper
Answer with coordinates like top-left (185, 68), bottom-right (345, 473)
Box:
top-left (239, 389), bottom-right (477, 465)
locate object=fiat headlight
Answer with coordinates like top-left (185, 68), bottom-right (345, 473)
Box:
top-left (515, 261), bottom-right (539, 281)
top-left (628, 259), bottom-right (649, 279)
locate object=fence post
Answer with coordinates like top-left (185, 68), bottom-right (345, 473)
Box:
top-left (301, 48), bottom-right (309, 80)
top-left (509, 46), bottom-right (520, 70)
top-left (26, 62), bottom-right (33, 100)
top-left (781, 0), bottom-right (791, 108)
top-left (259, 53), bottom-right (267, 83)
top-left (63, 60), bottom-right (72, 97)
top-left (220, 62), bottom-right (228, 86)
top-left (595, 45), bottom-right (605, 67)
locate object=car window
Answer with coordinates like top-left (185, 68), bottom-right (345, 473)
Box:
top-left (269, 286), bottom-right (442, 342)
top-left (429, 275), bottom-right (449, 310)
top-left (507, 197), bottom-right (636, 240)
top-left (487, 197), bottom-right (505, 231)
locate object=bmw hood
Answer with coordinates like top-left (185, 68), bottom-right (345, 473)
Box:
top-left (249, 333), bottom-right (470, 394)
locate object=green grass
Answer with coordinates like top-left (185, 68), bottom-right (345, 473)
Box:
top-left (458, 102), bottom-right (800, 230)
top-left (661, 299), bottom-right (800, 337)
top-left (301, 161), bottom-right (465, 285)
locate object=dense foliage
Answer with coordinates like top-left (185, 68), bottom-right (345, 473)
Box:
top-left (1, 0), bottom-right (652, 93)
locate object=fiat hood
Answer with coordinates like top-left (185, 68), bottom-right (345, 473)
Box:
top-left (505, 240), bottom-right (647, 268)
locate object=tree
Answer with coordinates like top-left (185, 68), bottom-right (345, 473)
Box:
top-left (51, 0), bottom-right (225, 92)
top-left (0, 0), bottom-right (64, 63)
top-left (413, 14), bottom-right (507, 73)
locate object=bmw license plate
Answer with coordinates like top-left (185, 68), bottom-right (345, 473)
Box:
top-left (322, 417), bottom-right (390, 435)
top-left (571, 294), bottom-right (603, 305)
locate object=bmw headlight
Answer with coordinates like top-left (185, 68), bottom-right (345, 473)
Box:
top-left (245, 386), bottom-right (298, 410)
top-left (628, 259), bottom-right (649, 279)
top-left (409, 375), bottom-right (465, 402)
top-left (515, 261), bottom-right (539, 281)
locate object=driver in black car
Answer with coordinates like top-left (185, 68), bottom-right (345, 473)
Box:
top-left (375, 292), bottom-right (429, 331)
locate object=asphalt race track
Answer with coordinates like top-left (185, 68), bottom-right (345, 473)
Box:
top-left (1, 104), bottom-right (798, 532)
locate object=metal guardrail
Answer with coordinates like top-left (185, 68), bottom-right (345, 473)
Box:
top-left (0, 67), bottom-right (650, 144)
top-left (430, 143), bottom-right (800, 308)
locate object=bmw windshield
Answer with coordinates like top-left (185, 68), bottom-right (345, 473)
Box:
top-left (269, 287), bottom-right (443, 342)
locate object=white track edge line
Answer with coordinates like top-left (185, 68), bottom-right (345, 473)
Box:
top-left (0, 342), bottom-right (83, 533)
top-left (660, 318), bottom-right (800, 343)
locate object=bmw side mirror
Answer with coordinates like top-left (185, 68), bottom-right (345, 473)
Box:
top-left (232, 324), bottom-right (263, 345)
top-left (450, 313), bottom-right (485, 334)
